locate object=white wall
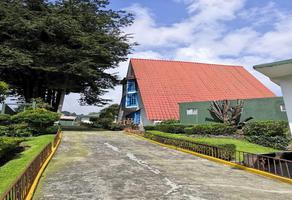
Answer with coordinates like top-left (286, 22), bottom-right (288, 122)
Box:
top-left (279, 75), bottom-right (292, 135)
top-left (137, 90), bottom-right (153, 126)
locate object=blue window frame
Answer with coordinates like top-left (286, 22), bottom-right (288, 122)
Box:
top-left (126, 111), bottom-right (141, 124)
top-left (133, 111), bottom-right (141, 124)
top-left (126, 93), bottom-right (137, 107)
top-left (127, 80), bottom-right (136, 92)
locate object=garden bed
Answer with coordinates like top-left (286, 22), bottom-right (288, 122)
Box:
top-left (0, 137), bottom-right (25, 165)
top-left (0, 135), bottom-right (54, 194)
top-left (147, 131), bottom-right (279, 154)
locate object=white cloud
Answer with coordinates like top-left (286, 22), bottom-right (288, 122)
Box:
top-left (250, 18), bottom-right (292, 58)
top-left (124, 0), bottom-right (245, 48)
top-left (124, 4), bottom-right (193, 48)
top-left (184, 0), bottom-right (245, 21)
top-left (238, 2), bottom-right (283, 27)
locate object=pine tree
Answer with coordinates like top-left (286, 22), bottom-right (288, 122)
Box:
top-left (0, 0), bottom-right (134, 111)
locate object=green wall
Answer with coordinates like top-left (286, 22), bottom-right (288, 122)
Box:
top-left (179, 97), bottom-right (288, 125)
top-left (59, 120), bottom-right (75, 126)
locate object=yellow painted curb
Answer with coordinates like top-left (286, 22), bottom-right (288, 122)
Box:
top-left (125, 132), bottom-right (292, 185)
top-left (25, 132), bottom-right (63, 200)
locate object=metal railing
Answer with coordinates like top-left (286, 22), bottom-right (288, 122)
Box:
top-left (144, 133), bottom-right (292, 179)
top-left (53, 131), bottom-right (62, 148)
top-left (0, 131), bottom-right (61, 200)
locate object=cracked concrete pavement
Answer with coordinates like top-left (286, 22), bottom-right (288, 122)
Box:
top-left (33, 131), bottom-right (292, 200)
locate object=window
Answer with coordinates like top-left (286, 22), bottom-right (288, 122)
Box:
top-left (133, 111), bottom-right (141, 124)
top-left (186, 108), bottom-right (198, 115)
top-left (127, 80), bottom-right (136, 92)
top-left (280, 104), bottom-right (286, 112)
top-left (126, 111), bottom-right (140, 124)
top-left (126, 93), bottom-right (137, 107)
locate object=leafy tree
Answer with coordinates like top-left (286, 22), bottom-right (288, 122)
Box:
top-left (0, 81), bottom-right (9, 103)
top-left (99, 104), bottom-right (119, 120)
top-left (0, 0), bottom-right (134, 111)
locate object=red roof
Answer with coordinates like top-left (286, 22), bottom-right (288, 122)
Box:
top-left (130, 58), bottom-right (275, 121)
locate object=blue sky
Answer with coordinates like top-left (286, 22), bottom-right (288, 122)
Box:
top-left (63, 0), bottom-right (292, 114)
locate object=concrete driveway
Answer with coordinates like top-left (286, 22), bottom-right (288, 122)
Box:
top-left (33, 131), bottom-right (292, 200)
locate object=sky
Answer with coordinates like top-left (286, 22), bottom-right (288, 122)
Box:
top-left (62, 0), bottom-right (292, 114)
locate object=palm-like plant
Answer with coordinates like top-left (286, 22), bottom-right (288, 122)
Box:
top-left (209, 99), bottom-right (252, 128)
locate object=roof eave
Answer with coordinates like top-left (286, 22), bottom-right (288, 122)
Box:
top-left (253, 59), bottom-right (292, 83)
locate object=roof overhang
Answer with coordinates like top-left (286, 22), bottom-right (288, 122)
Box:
top-left (254, 59), bottom-right (292, 85)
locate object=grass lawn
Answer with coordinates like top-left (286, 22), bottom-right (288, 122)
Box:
top-left (0, 135), bottom-right (54, 195)
top-left (148, 130), bottom-right (278, 154)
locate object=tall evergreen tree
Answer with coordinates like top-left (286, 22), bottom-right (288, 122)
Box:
top-left (0, 0), bottom-right (134, 111)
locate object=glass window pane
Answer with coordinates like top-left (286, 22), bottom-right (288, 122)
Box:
top-left (127, 80), bottom-right (135, 92)
top-left (126, 93), bottom-right (137, 107)
top-left (186, 108), bottom-right (198, 115)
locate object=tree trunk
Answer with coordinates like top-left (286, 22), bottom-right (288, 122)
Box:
top-left (47, 89), bottom-right (52, 106)
top-left (52, 89), bottom-right (65, 112)
top-left (57, 90), bottom-right (65, 113)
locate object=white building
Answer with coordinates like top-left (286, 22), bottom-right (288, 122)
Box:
top-left (254, 59), bottom-right (292, 135)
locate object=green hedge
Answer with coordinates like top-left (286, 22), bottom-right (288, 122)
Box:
top-left (144, 125), bottom-right (156, 131)
top-left (109, 123), bottom-right (125, 131)
top-left (144, 131), bottom-right (236, 160)
top-left (156, 124), bottom-right (187, 133)
top-left (0, 137), bottom-right (24, 161)
top-left (7, 123), bottom-right (32, 137)
top-left (11, 108), bottom-right (60, 125)
top-left (243, 121), bottom-right (290, 150)
top-left (144, 123), bottom-right (236, 135)
top-left (44, 125), bottom-right (60, 135)
top-left (160, 119), bottom-right (180, 125)
top-left (90, 117), bottom-right (125, 131)
top-left (0, 125), bottom-right (9, 136)
top-left (11, 108), bottom-right (60, 136)
top-left (144, 124), bottom-right (190, 134)
top-left (245, 135), bottom-right (290, 150)
top-left (184, 123), bottom-right (237, 135)
top-left (0, 114), bottom-right (11, 126)
top-left (243, 120), bottom-right (288, 136)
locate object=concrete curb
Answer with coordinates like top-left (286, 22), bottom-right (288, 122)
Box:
top-left (25, 132), bottom-right (63, 200)
top-left (125, 132), bottom-right (292, 185)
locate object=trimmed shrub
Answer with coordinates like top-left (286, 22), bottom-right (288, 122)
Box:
top-left (44, 126), bottom-right (60, 134)
top-left (156, 124), bottom-right (187, 134)
top-left (7, 123), bottom-right (32, 137)
top-left (0, 125), bottom-right (9, 136)
top-left (109, 123), bottom-right (125, 131)
top-left (144, 125), bottom-right (156, 131)
top-left (0, 114), bottom-right (11, 125)
top-left (11, 108), bottom-right (60, 126)
top-left (11, 108), bottom-right (60, 135)
top-left (160, 119), bottom-right (180, 125)
top-left (0, 137), bottom-right (24, 161)
top-left (90, 122), bottom-right (103, 129)
top-left (217, 144), bottom-right (236, 161)
top-left (243, 121), bottom-right (290, 150)
top-left (243, 120), bottom-right (288, 136)
top-left (245, 135), bottom-right (290, 150)
top-left (184, 127), bottom-right (193, 134)
top-left (185, 123), bottom-right (237, 135)
top-left (91, 118), bottom-right (113, 129)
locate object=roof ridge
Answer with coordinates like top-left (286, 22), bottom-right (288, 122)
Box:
top-left (130, 58), bottom-right (243, 68)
